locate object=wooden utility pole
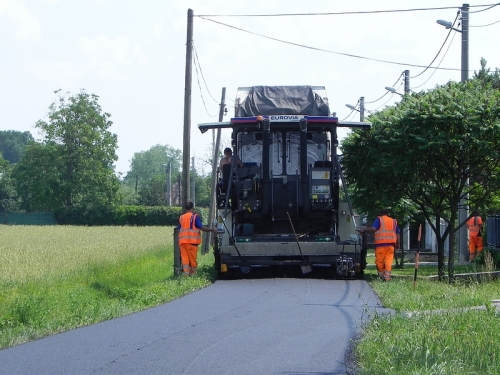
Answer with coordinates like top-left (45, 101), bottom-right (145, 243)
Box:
top-left (191, 156), bottom-right (196, 205)
top-left (202, 87), bottom-right (226, 254)
top-left (182, 8), bottom-right (193, 212)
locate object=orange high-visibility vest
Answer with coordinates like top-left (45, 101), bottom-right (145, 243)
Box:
top-left (374, 215), bottom-right (397, 245)
top-left (179, 213), bottom-right (202, 245)
top-left (467, 216), bottom-right (482, 236)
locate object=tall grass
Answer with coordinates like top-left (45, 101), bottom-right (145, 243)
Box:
top-left (3, 227), bottom-right (500, 374)
top-left (0, 226), bottom-right (174, 284)
top-left (0, 226), bottom-right (216, 349)
top-left (356, 266), bottom-right (500, 375)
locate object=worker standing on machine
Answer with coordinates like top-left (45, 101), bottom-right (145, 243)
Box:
top-left (358, 209), bottom-right (400, 281)
top-left (220, 147), bottom-right (244, 169)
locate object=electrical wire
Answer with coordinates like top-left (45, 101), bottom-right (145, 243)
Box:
top-left (196, 4), bottom-right (499, 17)
top-left (371, 82), bottom-right (404, 111)
top-left (192, 43), bottom-right (219, 104)
top-left (198, 17), bottom-right (462, 72)
top-left (469, 2), bottom-right (500, 13)
top-left (410, 11), bottom-right (460, 79)
top-left (411, 29), bottom-right (458, 90)
top-left (363, 72), bottom-right (403, 105)
top-left (471, 19), bottom-right (500, 26)
top-left (363, 90), bottom-right (390, 105)
top-left (341, 108), bottom-right (356, 122)
top-left (192, 44), bottom-right (217, 117)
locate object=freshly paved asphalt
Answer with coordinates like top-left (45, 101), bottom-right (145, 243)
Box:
top-left (0, 278), bottom-right (390, 375)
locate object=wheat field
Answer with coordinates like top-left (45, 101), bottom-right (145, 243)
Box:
top-left (0, 226), bottom-right (174, 284)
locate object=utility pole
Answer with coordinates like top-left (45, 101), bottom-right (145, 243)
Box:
top-left (461, 4), bottom-right (469, 83)
top-left (203, 87), bottom-right (226, 254)
top-left (191, 157), bottom-right (196, 206)
top-left (182, 8), bottom-right (193, 211)
top-left (458, 3), bottom-right (470, 262)
top-left (166, 161), bottom-right (171, 206)
top-left (359, 97), bottom-right (365, 122)
top-left (404, 70), bottom-right (410, 93)
top-left (178, 174), bottom-right (182, 205)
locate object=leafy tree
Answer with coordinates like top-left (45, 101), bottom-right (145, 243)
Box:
top-left (124, 144), bottom-right (181, 186)
top-left (341, 77), bottom-right (500, 280)
top-left (194, 173), bottom-right (212, 207)
top-left (137, 174), bottom-right (167, 206)
top-left (0, 130), bottom-right (34, 163)
top-left (123, 144), bottom-right (182, 206)
top-left (0, 154), bottom-right (20, 212)
top-left (12, 91), bottom-right (120, 211)
top-left (119, 184), bottom-right (139, 206)
top-left (474, 58), bottom-right (500, 89)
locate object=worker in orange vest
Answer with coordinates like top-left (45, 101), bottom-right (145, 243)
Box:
top-left (359, 209), bottom-right (400, 281)
top-left (467, 211), bottom-right (483, 262)
top-left (178, 202), bottom-right (218, 276)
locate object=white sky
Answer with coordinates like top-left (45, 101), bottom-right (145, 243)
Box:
top-left (1, 0), bottom-right (499, 177)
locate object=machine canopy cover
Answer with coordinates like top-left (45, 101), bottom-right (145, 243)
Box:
top-left (234, 86), bottom-right (330, 117)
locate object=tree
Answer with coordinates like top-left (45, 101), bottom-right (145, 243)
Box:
top-left (12, 91), bottom-right (120, 211)
top-left (0, 130), bottom-right (34, 163)
top-left (0, 154), bottom-right (20, 212)
top-left (123, 144), bottom-right (182, 206)
top-left (474, 58), bottom-right (500, 89)
top-left (341, 77), bottom-right (500, 280)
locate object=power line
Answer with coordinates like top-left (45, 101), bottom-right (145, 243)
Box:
top-left (471, 19), bottom-right (500, 26)
top-left (198, 17), bottom-right (463, 72)
top-left (192, 44), bottom-right (217, 118)
top-left (196, 4), bottom-right (499, 17)
top-left (410, 11), bottom-right (460, 79)
top-left (341, 108), bottom-right (356, 122)
top-left (469, 2), bottom-right (500, 13)
top-left (411, 29), bottom-right (458, 90)
top-left (364, 73), bottom-right (403, 105)
top-left (192, 43), bottom-right (219, 104)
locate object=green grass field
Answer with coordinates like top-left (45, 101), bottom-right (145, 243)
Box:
top-left (2, 226), bottom-right (499, 374)
top-left (358, 261), bottom-right (500, 375)
top-left (0, 225), bottom-right (216, 349)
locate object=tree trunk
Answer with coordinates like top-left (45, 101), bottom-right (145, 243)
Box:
top-left (435, 215), bottom-right (447, 280)
top-left (447, 213), bottom-right (457, 283)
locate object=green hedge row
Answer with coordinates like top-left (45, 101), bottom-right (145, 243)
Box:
top-left (54, 206), bottom-right (209, 226)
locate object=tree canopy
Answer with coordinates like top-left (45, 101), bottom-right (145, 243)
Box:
top-left (13, 91), bottom-right (120, 211)
top-left (341, 75), bottom-right (500, 279)
top-left (0, 130), bottom-right (34, 164)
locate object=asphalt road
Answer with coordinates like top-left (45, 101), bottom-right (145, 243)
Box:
top-left (0, 278), bottom-right (389, 375)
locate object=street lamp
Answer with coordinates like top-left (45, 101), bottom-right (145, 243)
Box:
top-left (436, 4), bottom-right (469, 82)
top-left (345, 96), bottom-right (365, 121)
top-left (437, 4), bottom-right (469, 262)
top-left (385, 86), bottom-right (404, 96)
top-left (436, 19), bottom-right (460, 31)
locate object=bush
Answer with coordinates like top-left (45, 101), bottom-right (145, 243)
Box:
top-left (473, 247), bottom-right (500, 268)
top-left (55, 206), bottom-right (208, 226)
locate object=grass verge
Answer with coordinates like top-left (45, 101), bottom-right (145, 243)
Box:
top-left (2, 227), bottom-right (499, 375)
top-left (356, 264), bottom-right (500, 375)
top-left (0, 226), bottom-right (217, 349)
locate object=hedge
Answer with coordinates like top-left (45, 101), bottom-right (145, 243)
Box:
top-left (54, 206), bottom-right (209, 226)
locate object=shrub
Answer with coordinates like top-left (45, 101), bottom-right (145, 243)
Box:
top-left (473, 247), bottom-right (500, 268)
top-left (55, 206), bottom-right (208, 226)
